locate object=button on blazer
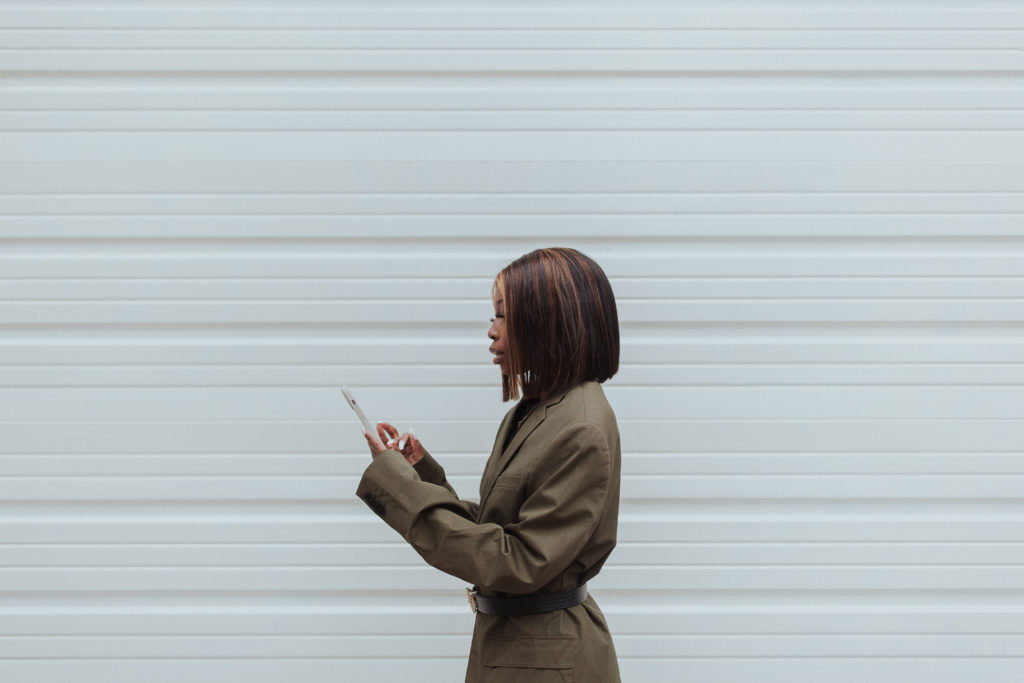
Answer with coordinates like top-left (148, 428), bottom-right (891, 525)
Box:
top-left (357, 379), bottom-right (622, 682)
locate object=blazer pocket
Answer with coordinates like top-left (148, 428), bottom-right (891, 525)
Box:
top-left (492, 473), bottom-right (521, 490)
top-left (482, 636), bottom-right (573, 683)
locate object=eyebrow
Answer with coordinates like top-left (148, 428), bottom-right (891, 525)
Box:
top-left (495, 298), bottom-right (504, 304)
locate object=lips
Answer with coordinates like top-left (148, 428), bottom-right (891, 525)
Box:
top-left (490, 348), bottom-right (505, 364)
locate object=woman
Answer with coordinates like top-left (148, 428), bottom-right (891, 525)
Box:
top-left (358, 247), bottom-right (622, 682)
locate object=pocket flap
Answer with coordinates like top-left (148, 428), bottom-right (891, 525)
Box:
top-left (492, 473), bottom-right (521, 490)
top-left (483, 636), bottom-right (573, 669)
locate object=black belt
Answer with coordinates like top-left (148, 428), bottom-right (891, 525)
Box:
top-left (466, 583), bottom-right (588, 616)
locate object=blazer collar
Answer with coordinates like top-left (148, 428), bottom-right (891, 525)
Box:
top-left (478, 382), bottom-right (580, 509)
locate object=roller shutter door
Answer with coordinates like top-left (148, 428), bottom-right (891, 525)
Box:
top-left (2, 2), bottom-right (1022, 681)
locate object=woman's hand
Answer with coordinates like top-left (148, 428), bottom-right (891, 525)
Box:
top-left (364, 421), bottom-right (425, 466)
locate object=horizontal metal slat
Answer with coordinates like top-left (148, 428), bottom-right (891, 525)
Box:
top-left (2, 564), bottom-right (1023, 592)
top-left (4, 47), bottom-right (1023, 73)
top-left (0, 632), bottom-right (1023, 659)
top-left (6, 109), bottom-right (1024, 131)
top-left (5, 452), bottom-right (1024, 477)
top-left (5, 28), bottom-right (1024, 50)
top-left (2, 605), bottom-right (1024, 637)
top-left (2, 517), bottom-right (1022, 544)
top-left (2, 298), bottom-right (1023, 325)
top-left (2, 473), bottom-right (1023, 501)
top-left (2, 7), bottom-right (1023, 31)
top-left (4, 161), bottom-right (1022, 192)
top-left (5, 384), bottom-right (1024, 420)
top-left (5, 274), bottom-right (1024, 303)
top-left (4, 363), bottom-right (1024, 387)
top-left (2, 419), bottom-right (1020, 454)
top-left (2, 254), bottom-right (1022, 278)
top-left (0, 339), bottom-right (1016, 365)
top-left (4, 541), bottom-right (1024, 567)
top-left (7, 80), bottom-right (1024, 111)
top-left (4, 131), bottom-right (1024, 163)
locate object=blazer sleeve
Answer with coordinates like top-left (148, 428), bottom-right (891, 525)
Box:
top-left (411, 449), bottom-right (480, 521)
top-left (355, 422), bottom-right (612, 594)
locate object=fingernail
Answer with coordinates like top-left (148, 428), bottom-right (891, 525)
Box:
top-left (398, 439), bottom-right (405, 450)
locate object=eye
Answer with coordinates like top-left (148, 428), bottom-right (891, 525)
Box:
top-left (489, 313), bottom-right (505, 323)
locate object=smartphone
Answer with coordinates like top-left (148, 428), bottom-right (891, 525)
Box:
top-left (340, 385), bottom-right (378, 442)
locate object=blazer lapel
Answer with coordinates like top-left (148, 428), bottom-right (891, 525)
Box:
top-left (477, 384), bottom-right (576, 512)
top-left (479, 406), bottom-right (517, 492)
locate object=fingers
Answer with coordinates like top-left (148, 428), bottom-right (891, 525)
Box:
top-left (370, 423), bottom-right (422, 459)
top-left (402, 433), bottom-right (424, 465)
top-left (375, 422), bottom-right (417, 449)
top-left (399, 432), bottom-right (418, 453)
top-left (398, 427), bottom-right (417, 452)
top-left (376, 421), bottom-right (397, 446)
top-left (394, 430), bottom-right (417, 452)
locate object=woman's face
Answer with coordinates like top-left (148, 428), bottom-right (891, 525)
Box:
top-left (488, 288), bottom-right (510, 375)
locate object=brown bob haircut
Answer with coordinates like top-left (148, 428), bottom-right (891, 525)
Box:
top-left (493, 247), bottom-right (619, 402)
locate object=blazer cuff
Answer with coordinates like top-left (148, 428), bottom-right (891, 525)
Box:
top-left (356, 450), bottom-right (421, 534)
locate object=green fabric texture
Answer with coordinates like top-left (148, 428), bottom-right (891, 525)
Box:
top-left (357, 379), bottom-right (622, 682)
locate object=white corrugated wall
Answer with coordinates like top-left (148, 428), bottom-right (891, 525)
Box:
top-left (2, 2), bottom-right (1023, 681)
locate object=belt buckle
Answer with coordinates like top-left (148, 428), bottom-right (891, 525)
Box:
top-left (465, 587), bottom-right (478, 614)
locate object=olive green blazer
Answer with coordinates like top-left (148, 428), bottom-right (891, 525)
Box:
top-left (357, 379), bottom-right (622, 682)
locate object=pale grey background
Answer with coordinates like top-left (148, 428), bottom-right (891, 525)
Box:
top-left (1, 1), bottom-right (1023, 681)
